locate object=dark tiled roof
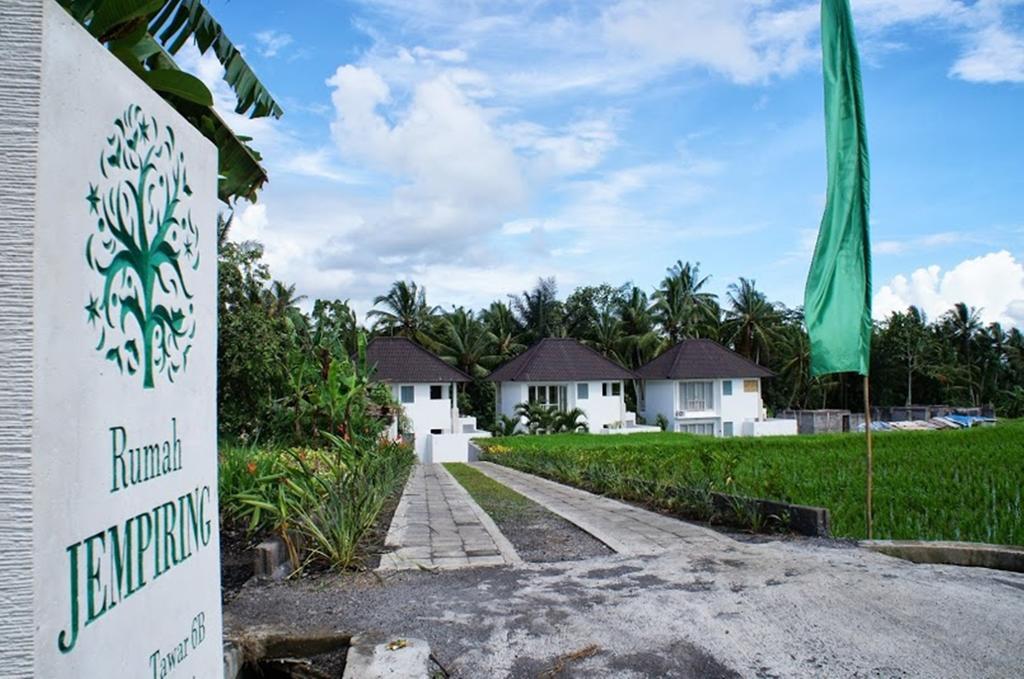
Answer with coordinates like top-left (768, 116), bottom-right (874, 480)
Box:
top-left (364, 337), bottom-right (471, 383)
top-left (487, 338), bottom-right (635, 382)
top-left (635, 338), bottom-right (774, 380)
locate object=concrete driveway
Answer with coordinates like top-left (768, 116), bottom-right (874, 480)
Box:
top-left (225, 466), bottom-right (1024, 678)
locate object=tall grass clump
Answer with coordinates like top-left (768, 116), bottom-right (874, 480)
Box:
top-left (220, 437), bottom-right (414, 570)
top-left (219, 332), bottom-right (415, 571)
top-left (478, 420), bottom-right (1024, 545)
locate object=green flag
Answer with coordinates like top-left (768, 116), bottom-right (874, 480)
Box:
top-left (804, 0), bottom-right (871, 377)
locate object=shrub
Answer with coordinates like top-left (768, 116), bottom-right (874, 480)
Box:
top-left (221, 437), bottom-right (414, 570)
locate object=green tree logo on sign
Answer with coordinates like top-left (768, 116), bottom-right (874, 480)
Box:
top-left (85, 104), bottom-right (200, 389)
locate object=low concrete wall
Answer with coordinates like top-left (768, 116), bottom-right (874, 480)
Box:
top-left (710, 492), bottom-right (831, 537)
top-left (741, 419), bottom-right (798, 437)
top-left (427, 432), bottom-right (492, 463)
top-left (862, 540), bottom-right (1024, 573)
top-left (598, 425), bottom-right (662, 435)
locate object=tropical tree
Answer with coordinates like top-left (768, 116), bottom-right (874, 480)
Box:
top-left (940, 302), bottom-right (984, 404)
top-left (434, 308), bottom-right (500, 378)
top-left (511, 277), bottom-right (564, 342)
top-left (481, 301), bottom-right (526, 360)
top-left (884, 306), bottom-right (931, 406)
top-left (310, 299), bottom-right (361, 359)
top-left (585, 310), bottom-right (627, 364)
top-left (616, 286), bottom-right (661, 369)
top-left (721, 278), bottom-right (781, 363)
top-left (652, 260), bottom-right (719, 342)
top-left (58, 0), bottom-right (282, 202)
top-left (513, 403), bottom-right (587, 434)
top-left (368, 280), bottom-right (439, 342)
top-left (563, 284), bottom-right (626, 342)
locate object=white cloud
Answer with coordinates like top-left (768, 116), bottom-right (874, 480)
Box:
top-left (503, 117), bottom-right (619, 177)
top-left (873, 250), bottom-right (1024, 326)
top-left (175, 45), bottom-right (286, 151)
top-left (254, 30), bottom-right (294, 58)
top-left (411, 46), bottom-right (468, 63)
top-left (873, 231), bottom-right (978, 255)
top-left (601, 0), bottom-right (819, 84)
top-left (230, 202), bottom-right (268, 242)
top-left (277, 148), bottom-right (368, 184)
top-left (950, 24), bottom-right (1024, 83)
top-left (326, 65), bottom-right (528, 255)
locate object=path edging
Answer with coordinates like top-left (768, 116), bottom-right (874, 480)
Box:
top-left (437, 463), bottom-right (523, 566)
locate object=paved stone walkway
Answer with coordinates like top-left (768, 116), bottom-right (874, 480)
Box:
top-left (378, 464), bottom-right (521, 571)
top-left (472, 461), bottom-right (732, 556)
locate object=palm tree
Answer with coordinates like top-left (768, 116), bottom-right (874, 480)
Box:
top-left (652, 260), bottom-right (719, 342)
top-left (511, 277), bottom-right (563, 342)
top-left (721, 278), bottom-right (780, 363)
top-left (585, 310), bottom-right (626, 364)
top-left (778, 315), bottom-right (812, 409)
top-left (513, 403), bottom-right (587, 434)
top-left (264, 280), bottom-right (306, 318)
top-left (433, 308), bottom-right (500, 378)
top-left (551, 407), bottom-right (588, 433)
top-left (617, 286), bottom-right (661, 369)
top-left (368, 280), bottom-right (439, 342)
top-left (514, 402), bottom-right (553, 434)
top-left (481, 301), bottom-right (526, 360)
top-left (493, 414), bottom-right (522, 437)
top-left (940, 302), bottom-right (983, 404)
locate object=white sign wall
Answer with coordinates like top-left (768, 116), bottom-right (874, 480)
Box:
top-left (1, 1), bottom-right (222, 676)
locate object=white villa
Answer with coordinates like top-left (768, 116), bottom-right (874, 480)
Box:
top-left (365, 337), bottom-right (489, 462)
top-left (488, 338), bottom-right (654, 433)
top-left (637, 339), bottom-right (797, 437)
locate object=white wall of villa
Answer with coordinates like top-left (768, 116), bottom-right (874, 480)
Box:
top-left (642, 377), bottom-right (793, 437)
top-left (388, 382), bottom-right (490, 462)
top-left (390, 382), bottom-right (456, 456)
top-left (496, 380), bottom-right (629, 433)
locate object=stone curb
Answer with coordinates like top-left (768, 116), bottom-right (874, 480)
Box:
top-left (253, 535), bottom-right (293, 580)
top-left (709, 492), bottom-right (831, 537)
top-left (342, 634), bottom-right (431, 679)
top-left (383, 464), bottom-right (418, 549)
top-left (436, 463), bottom-right (523, 567)
top-left (472, 461), bottom-right (636, 555)
top-left (861, 540), bottom-right (1024, 573)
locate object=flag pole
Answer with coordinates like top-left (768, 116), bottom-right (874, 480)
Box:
top-left (863, 374), bottom-right (874, 539)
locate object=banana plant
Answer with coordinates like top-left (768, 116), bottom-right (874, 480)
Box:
top-left (56, 0), bottom-right (283, 203)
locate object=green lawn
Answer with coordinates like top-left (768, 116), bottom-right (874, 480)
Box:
top-left (443, 463), bottom-right (536, 523)
top-left (476, 420), bottom-right (1024, 545)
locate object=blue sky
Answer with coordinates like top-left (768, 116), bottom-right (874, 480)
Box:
top-left (187, 0), bottom-right (1024, 325)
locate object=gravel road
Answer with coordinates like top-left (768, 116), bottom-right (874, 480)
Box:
top-left (226, 533), bottom-right (1024, 678)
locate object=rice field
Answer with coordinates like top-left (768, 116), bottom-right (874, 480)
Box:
top-left (477, 420), bottom-right (1024, 545)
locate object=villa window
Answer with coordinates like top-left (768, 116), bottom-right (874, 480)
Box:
top-left (744, 379), bottom-right (759, 393)
top-left (400, 385), bottom-right (415, 404)
top-left (723, 421), bottom-right (734, 437)
top-left (611, 382), bottom-right (621, 397)
top-left (722, 380), bottom-right (733, 396)
top-left (430, 384), bottom-right (445, 400)
top-left (678, 421), bottom-right (715, 435)
top-left (679, 381), bottom-right (713, 411)
top-left (528, 384), bottom-right (567, 411)
top-left (577, 383), bottom-right (589, 400)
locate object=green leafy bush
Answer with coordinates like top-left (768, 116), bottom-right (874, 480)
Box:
top-left (220, 438), bottom-right (414, 570)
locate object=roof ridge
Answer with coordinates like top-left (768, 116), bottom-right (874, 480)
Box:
top-left (572, 337), bottom-right (635, 375)
top-left (712, 339), bottom-right (772, 373)
top-left (669, 340), bottom-right (686, 378)
top-left (365, 335), bottom-right (473, 381)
